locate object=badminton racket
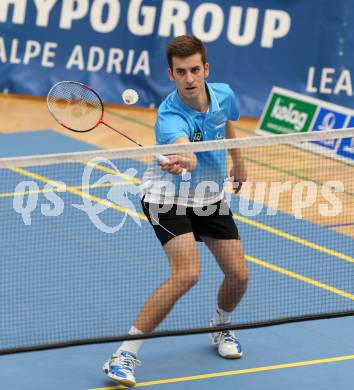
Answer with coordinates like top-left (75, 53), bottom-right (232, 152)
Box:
top-left (47, 81), bottom-right (170, 164)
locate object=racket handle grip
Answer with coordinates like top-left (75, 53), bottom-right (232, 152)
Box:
top-left (155, 154), bottom-right (187, 175)
top-left (155, 154), bottom-right (170, 164)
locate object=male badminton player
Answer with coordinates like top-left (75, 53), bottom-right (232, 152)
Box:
top-left (103, 35), bottom-right (248, 387)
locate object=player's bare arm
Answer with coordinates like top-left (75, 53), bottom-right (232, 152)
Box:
top-left (226, 121), bottom-right (247, 193)
top-left (159, 136), bottom-right (197, 174)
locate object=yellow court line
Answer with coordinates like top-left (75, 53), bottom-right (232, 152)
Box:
top-left (8, 166), bottom-right (354, 302)
top-left (88, 354), bottom-right (354, 390)
top-left (0, 159), bottom-right (137, 198)
top-left (84, 161), bottom-right (354, 265)
top-left (9, 167), bottom-right (147, 221)
top-left (0, 187), bottom-right (66, 198)
top-left (84, 161), bottom-right (141, 184)
top-left (0, 181), bottom-right (131, 198)
top-left (6, 161), bottom-right (353, 265)
top-left (233, 214), bottom-right (354, 264)
top-left (246, 255), bottom-right (354, 301)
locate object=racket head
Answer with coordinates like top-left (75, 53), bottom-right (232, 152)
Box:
top-left (47, 81), bottom-right (104, 133)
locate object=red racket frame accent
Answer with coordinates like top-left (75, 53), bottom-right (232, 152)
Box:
top-left (47, 81), bottom-right (143, 147)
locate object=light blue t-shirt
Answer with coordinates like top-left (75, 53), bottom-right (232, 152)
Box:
top-left (142, 82), bottom-right (240, 206)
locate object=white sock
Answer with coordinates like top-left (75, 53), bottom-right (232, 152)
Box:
top-left (116, 326), bottom-right (144, 357)
top-left (212, 306), bottom-right (232, 325)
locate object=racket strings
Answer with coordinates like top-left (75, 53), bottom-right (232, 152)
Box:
top-left (47, 82), bottom-right (103, 132)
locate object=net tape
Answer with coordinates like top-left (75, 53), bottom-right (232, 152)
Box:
top-left (0, 128), bottom-right (353, 168)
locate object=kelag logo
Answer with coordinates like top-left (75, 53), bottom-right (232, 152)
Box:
top-left (260, 93), bottom-right (317, 134)
top-left (257, 87), bottom-right (354, 165)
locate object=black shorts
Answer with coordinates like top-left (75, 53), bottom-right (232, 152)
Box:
top-left (141, 198), bottom-right (239, 246)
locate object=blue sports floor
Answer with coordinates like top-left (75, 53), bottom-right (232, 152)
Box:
top-left (0, 130), bottom-right (353, 390)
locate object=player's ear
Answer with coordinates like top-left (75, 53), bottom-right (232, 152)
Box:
top-left (204, 63), bottom-right (209, 78)
top-left (168, 67), bottom-right (174, 81)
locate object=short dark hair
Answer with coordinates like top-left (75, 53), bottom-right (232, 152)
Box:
top-left (166, 35), bottom-right (207, 69)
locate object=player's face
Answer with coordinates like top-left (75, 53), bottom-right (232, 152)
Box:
top-left (168, 53), bottom-right (209, 102)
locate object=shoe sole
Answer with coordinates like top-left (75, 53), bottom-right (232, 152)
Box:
top-left (103, 364), bottom-right (136, 387)
top-left (219, 352), bottom-right (243, 359)
top-left (108, 373), bottom-right (136, 387)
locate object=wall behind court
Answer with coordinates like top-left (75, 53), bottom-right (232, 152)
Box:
top-left (0, 0), bottom-right (353, 117)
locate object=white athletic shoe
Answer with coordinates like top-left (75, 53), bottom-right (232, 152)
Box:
top-left (102, 351), bottom-right (140, 387)
top-left (210, 326), bottom-right (243, 359)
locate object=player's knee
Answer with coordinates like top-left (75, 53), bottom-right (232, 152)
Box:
top-left (228, 264), bottom-right (249, 287)
top-left (239, 266), bottom-right (249, 287)
top-left (173, 270), bottom-right (199, 292)
top-left (182, 271), bottom-right (200, 291)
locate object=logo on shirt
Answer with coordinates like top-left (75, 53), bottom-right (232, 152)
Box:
top-left (214, 114), bottom-right (226, 129)
top-left (192, 129), bottom-right (203, 142)
top-left (215, 114), bottom-right (226, 125)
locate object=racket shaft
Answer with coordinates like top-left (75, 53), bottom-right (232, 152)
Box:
top-left (102, 123), bottom-right (173, 168)
top-left (102, 123), bottom-right (170, 165)
top-left (102, 122), bottom-right (144, 147)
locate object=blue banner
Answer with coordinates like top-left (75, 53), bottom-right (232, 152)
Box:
top-left (0, 0), bottom-right (354, 117)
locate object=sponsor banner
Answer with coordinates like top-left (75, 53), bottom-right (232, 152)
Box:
top-left (258, 92), bottom-right (317, 134)
top-left (311, 108), bottom-right (347, 150)
top-left (0, 0), bottom-right (354, 116)
top-left (257, 87), bottom-right (354, 164)
top-left (337, 116), bottom-right (354, 160)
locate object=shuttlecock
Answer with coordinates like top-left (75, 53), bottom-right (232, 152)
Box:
top-left (122, 89), bottom-right (139, 105)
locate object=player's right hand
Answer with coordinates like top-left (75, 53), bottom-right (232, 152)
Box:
top-left (159, 155), bottom-right (186, 175)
